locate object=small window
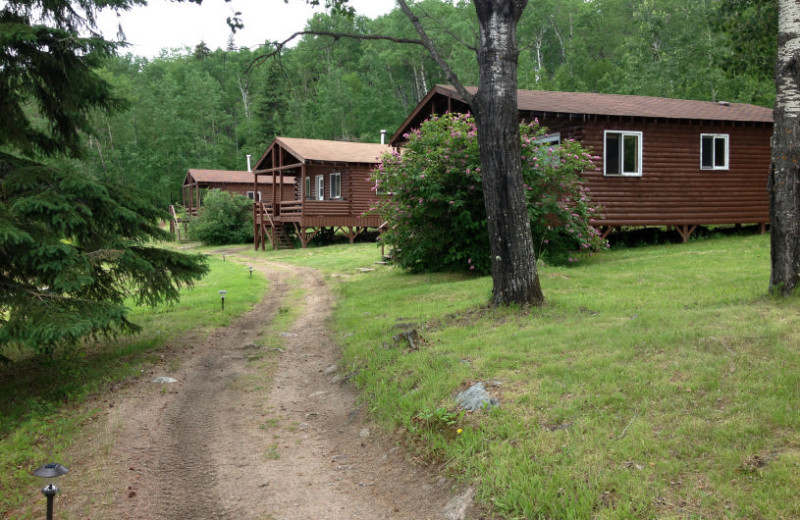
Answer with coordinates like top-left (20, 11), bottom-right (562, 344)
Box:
top-left (701, 134), bottom-right (729, 170)
top-left (330, 172), bottom-right (342, 199)
top-left (246, 191), bottom-right (262, 201)
top-left (534, 132), bottom-right (561, 145)
top-left (604, 131), bottom-right (643, 177)
top-left (305, 177), bottom-right (312, 199)
top-left (316, 175), bottom-right (324, 200)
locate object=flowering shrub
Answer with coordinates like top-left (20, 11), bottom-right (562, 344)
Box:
top-left (371, 113), bottom-right (605, 274)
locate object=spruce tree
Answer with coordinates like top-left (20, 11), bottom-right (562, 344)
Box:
top-left (0, 0), bottom-right (209, 354)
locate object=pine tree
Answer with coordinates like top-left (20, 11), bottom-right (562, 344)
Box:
top-left (0, 0), bottom-right (209, 354)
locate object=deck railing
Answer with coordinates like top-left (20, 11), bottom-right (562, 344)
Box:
top-left (279, 200), bottom-right (303, 215)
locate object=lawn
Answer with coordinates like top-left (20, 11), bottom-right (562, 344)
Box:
top-left (3, 234), bottom-right (799, 519)
top-left (244, 234), bottom-right (800, 519)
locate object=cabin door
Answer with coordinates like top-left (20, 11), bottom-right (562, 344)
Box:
top-left (316, 175), bottom-right (324, 200)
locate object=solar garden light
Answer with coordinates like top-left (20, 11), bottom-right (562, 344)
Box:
top-left (222, 253), bottom-right (226, 262)
top-left (249, 266), bottom-right (254, 278)
top-left (219, 290), bottom-right (227, 310)
top-left (33, 463), bottom-right (68, 520)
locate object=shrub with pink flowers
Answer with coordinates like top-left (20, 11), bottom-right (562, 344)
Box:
top-left (371, 113), bottom-right (605, 274)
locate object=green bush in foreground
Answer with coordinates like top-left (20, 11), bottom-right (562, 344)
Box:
top-left (188, 189), bottom-right (253, 245)
top-left (373, 113), bottom-right (605, 273)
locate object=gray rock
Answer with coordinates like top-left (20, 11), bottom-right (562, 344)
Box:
top-left (152, 377), bottom-right (178, 384)
top-left (324, 365), bottom-right (338, 375)
top-left (443, 486), bottom-right (475, 520)
top-left (359, 428), bottom-right (370, 438)
top-left (456, 383), bottom-right (499, 411)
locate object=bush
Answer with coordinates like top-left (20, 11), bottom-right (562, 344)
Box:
top-left (188, 189), bottom-right (253, 245)
top-left (371, 113), bottom-right (605, 274)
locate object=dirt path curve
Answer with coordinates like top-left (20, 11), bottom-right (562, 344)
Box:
top-left (82, 256), bottom-right (473, 520)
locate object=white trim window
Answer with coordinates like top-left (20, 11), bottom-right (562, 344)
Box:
top-left (330, 172), bottom-right (342, 199)
top-left (604, 130), bottom-right (643, 177)
top-left (246, 191), bottom-right (262, 201)
top-left (305, 177), bottom-right (312, 199)
top-left (534, 132), bottom-right (561, 145)
top-left (316, 175), bottom-right (324, 200)
top-left (700, 134), bottom-right (729, 170)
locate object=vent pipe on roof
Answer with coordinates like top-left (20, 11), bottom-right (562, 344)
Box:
top-left (380, 129), bottom-right (387, 145)
top-left (246, 154), bottom-right (252, 172)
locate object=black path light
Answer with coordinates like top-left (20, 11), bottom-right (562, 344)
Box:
top-left (219, 290), bottom-right (227, 310)
top-left (249, 266), bottom-right (254, 278)
top-left (222, 253), bottom-right (226, 262)
top-left (33, 463), bottom-right (68, 520)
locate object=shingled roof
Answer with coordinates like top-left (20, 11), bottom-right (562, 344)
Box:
top-left (451, 85), bottom-right (772, 122)
top-left (185, 169), bottom-right (294, 185)
top-left (391, 85), bottom-right (773, 145)
top-left (255, 137), bottom-right (389, 172)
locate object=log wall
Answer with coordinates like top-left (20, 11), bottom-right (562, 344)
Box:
top-left (542, 116), bottom-right (772, 227)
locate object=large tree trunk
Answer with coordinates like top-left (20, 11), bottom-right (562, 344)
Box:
top-left (770, 0), bottom-right (800, 295)
top-left (473, 0), bottom-right (543, 306)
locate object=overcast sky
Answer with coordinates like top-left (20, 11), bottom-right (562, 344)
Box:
top-left (97, 0), bottom-right (397, 58)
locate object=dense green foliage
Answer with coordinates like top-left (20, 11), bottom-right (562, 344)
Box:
top-left (0, 0), bottom-right (208, 355)
top-left (374, 113), bottom-right (603, 272)
top-left (187, 189), bottom-right (253, 245)
top-left (71, 0), bottom-right (777, 210)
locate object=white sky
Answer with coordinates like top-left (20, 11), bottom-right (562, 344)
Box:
top-left (97, 0), bottom-right (397, 58)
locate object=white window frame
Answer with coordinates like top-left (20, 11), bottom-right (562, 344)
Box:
top-left (316, 175), bottom-right (324, 200)
top-left (700, 133), bottom-right (729, 170)
top-left (305, 177), bottom-right (312, 199)
top-left (330, 172), bottom-right (342, 199)
top-left (534, 132), bottom-right (561, 145)
top-left (604, 130), bottom-right (643, 177)
top-left (246, 191), bottom-right (262, 201)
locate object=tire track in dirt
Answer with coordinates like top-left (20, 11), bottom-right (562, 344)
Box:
top-left (91, 256), bottom-right (472, 520)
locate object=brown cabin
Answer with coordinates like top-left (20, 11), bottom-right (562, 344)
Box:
top-left (392, 85), bottom-right (774, 242)
top-left (252, 137), bottom-right (389, 249)
top-left (182, 169), bottom-right (295, 216)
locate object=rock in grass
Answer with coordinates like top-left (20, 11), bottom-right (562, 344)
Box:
top-left (152, 376), bottom-right (178, 384)
top-left (456, 383), bottom-right (499, 412)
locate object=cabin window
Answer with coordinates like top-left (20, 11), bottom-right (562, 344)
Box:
top-left (246, 191), bottom-right (262, 201)
top-left (305, 177), bottom-right (312, 199)
top-left (316, 175), bottom-right (324, 200)
top-left (533, 132), bottom-right (561, 165)
top-left (700, 134), bottom-right (729, 170)
top-left (534, 132), bottom-right (561, 145)
top-left (330, 172), bottom-right (342, 199)
top-left (604, 131), bottom-right (643, 177)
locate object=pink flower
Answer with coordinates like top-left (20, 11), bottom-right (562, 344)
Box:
top-left (449, 200), bottom-right (455, 205)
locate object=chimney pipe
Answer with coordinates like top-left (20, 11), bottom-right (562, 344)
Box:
top-left (380, 129), bottom-right (387, 145)
top-left (246, 154), bottom-right (252, 172)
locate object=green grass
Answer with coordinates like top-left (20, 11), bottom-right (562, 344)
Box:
top-left (252, 235), bottom-right (800, 519)
top-left (4, 235), bottom-right (800, 519)
top-left (0, 255), bottom-right (267, 518)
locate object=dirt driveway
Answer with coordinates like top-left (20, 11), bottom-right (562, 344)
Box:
top-left (62, 256), bottom-right (475, 520)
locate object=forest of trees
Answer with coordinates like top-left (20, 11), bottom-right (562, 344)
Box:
top-left (77, 0), bottom-right (778, 209)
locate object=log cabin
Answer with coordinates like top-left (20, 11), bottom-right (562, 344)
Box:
top-left (391, 85), bottom-right (774, 242)
top-left (252, 137), bottom-right (389, 249)
top-left (182, 168), bottom-right (295, 217)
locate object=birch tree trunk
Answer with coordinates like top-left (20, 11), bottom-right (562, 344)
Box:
top-left (770, 0), bottom-right (800, 295)
top-left (473, 0), bottom-right (544, 306)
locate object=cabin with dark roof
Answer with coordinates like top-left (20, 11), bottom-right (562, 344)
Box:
top-left (392, 85), bottom-right (774, 242)
top-left (252, 137), bottom-right (388, 249)
top-left (182, 168), bottom-right (295, 217)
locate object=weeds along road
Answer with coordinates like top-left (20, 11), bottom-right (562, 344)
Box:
top-left (79, 256), bottom-right (470, 520)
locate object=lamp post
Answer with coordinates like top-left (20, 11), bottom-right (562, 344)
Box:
top-left (33, 463), bottom-right (68, 520)
top-left (219, 290), bottom-right (227, 310)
